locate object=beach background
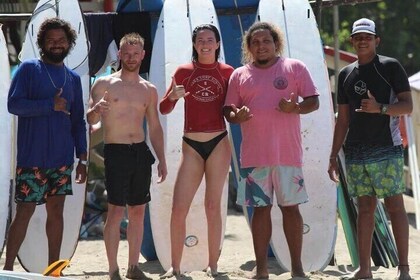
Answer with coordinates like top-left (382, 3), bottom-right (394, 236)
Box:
top-left (0, 195), bottom-right (419, 280)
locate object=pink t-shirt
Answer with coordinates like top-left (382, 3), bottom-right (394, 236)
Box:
top-left (225, 57), bottom-right (318, 168)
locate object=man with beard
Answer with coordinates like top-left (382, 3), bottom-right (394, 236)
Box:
top-left (224, 22), bottom-right (319, 279)
top-left (87, 33), bottom-right (167, 280)
top-left (4, 18), bottom-right (87, 270)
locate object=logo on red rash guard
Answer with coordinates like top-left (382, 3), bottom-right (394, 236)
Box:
top-left (190, 75), bottom-right (222, 102)
top-left (273, 76), bottom-right (288, 90)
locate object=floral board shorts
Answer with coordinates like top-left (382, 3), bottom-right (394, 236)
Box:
top-left (15, 165), bottom-right (73, 205)
top-left (346, 158), bottom-right (405, 199)
top-left (236, 165), bottom-right (309, 207)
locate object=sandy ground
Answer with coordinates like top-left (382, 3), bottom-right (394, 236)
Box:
top-left (1, 195), bottom-right (419, 280)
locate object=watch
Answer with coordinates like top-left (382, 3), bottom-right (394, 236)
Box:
top-left (79, 160), bottom-right (88, 166)
top-left (380, 104), bottom-right (388, 115)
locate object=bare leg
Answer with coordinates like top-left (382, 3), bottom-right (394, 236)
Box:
top-left (104, 204), bottom-right (125, 276)
top-left (384, 194), bottom-right (411, 280)
top-left (204, 137), bottom-right (231, 274)
top-left (354, 196), bottom-right (376, 279)
top-left (3, 202), bottom-right (36, 270)
top-left (280, 205), bottom-right (304, 277)
top-left (251, 206), bottom-right (271, 279)
top-left (168, 142), bottom-right (204, 274)
top-left (45, 195), bottom-right (66, 265)
top-left (127, 204), bottom-right (145, 267)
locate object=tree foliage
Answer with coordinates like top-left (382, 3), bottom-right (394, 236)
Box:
top-left (317, 0), bottom-right (420, 76)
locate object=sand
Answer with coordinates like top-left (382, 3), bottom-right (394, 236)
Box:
top-left (1, 195), bottom-right (419, 280)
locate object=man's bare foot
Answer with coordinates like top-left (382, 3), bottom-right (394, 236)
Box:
top-left (110, 268), bottom-right (123, 280)
top-left (246, 270), bottom-right (269, 280)
top-left (291, 272), bottom-right (308, 279)
top-left (291, 269), bottom-right (306, 278)
top-left (205, 266), bottom-right (218, 277)
top-left (160, 267), bottom-right (183, 279)
top-left (396, 265), bottom-right (412, 280)
top-left (340, 270), bottom-right (373, 280)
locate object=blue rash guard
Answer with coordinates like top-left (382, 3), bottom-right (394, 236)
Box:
top-left (8, 59), bottom-right (87, 169)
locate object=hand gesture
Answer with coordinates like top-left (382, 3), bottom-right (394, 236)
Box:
top-left (93, 90), bottom-right (110, 115)
top-left (229, 104), bottom-right (253, 123)
top-left (169, 76), bottom-right (190, 101)
top-left (278, 92), bottom-right (299, 113)
top-left (54, 88), bottom-right (70, 115)
top-left (355, 90), bottom-right (379, 113)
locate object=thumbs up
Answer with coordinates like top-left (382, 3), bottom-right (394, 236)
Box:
top-left (93, 90), bottom-right (110, 114)
top-left (103, 90), bottom-right (109, 101)
top-left (367, 90), bottom-right (375, 100)
top-left (355, 90), bottom-right (379, 113)
top-left (169, 76), bottom-right (190, 101)
top-left (54, 88), bottom-right (70, 115)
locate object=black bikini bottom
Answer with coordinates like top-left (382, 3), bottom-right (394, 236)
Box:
top-left (182, 131), bottom-right (228, 161)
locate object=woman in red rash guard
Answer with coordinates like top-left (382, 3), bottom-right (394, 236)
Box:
top-left (159, 24), bottom-right (234, 278)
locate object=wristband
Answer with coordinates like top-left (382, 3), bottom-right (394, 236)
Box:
top-left (79, 160), bottom-right (88, 166)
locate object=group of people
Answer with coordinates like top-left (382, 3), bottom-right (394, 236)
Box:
top-left (3, 15), bottom-right (412, 280)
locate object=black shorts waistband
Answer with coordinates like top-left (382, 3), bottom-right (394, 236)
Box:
top-left (104, 141), bottom-right (148, 150)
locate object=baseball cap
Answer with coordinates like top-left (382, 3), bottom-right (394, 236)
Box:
top-left (351, 18), bottom-right (376, 36)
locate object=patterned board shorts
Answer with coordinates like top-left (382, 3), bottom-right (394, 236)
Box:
top-left (15, 165), bottom-right (73, 205)
top-left (236, 165), bottom-right (309, 207)
top-left (346, 158), bottom-right (405, 199)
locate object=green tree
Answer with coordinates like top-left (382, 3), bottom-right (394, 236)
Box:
top-left (317, 0), bottom-right (420, 76)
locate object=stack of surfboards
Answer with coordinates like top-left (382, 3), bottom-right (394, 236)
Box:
top-left (10, 0), bottom-right (90, 273)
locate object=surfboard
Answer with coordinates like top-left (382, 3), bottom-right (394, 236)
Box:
top-left (404, 114), bottom-right (420, 229)
top-left (16, 0), bottom-right (90, 273)
top-left (337, 151), bottom-right (359, 267)
top-left (0, 25), bottom-right (13, 259)
top-left (148, 0), bottom-right (229, 272)
top-left (242, 0), bottom-right (337, 272)
top-left (0, 270), bottom-right (75, 280)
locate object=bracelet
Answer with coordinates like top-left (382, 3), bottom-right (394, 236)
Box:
top-left (79, 160), bottom-right (88, 166)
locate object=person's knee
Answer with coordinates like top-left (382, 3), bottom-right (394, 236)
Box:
top-left (171, 204), bottom-right (189, 221)
top-left (106, 205), bottom-right (126, 222)
top-left (205, 199), bottom-right (220, 214)
top-left (385, 196), bottom-right (406, 215)
top-left (280, 205), bottom-right (300, 217)
top-left (253, 206), bottom-right (272, 218)
top-left (357, 196), bottom-right (377, 215)
top-left (15, 203), bottom-right (36, 219)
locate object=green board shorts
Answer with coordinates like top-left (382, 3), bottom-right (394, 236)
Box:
top-left (346, 157), bottom-right (405, 199)
top-left (15, 165), bottom-right (73, 205)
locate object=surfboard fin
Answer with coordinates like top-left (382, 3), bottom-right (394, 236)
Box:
top-left (42, 259), bottom-right (70, 277)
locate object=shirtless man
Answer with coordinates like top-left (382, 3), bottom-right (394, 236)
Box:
top-left (87, 33), bottom-right (167, 280)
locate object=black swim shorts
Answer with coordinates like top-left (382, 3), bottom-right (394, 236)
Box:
top-left (104, 141), bottom-right (155, 206)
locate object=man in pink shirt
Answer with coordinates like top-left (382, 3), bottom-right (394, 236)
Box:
top-left (224, 22), bottom-right (319, 279)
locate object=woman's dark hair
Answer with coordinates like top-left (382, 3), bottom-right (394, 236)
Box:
top-left (192, 24), bottom-right (221, 61)
top-left (37, 17), bottom-right (77, 53)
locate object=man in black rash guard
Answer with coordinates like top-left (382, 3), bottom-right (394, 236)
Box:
top-left (328, 18), bottom-right (413, 280)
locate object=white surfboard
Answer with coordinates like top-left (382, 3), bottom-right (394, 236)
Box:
top-left (16, 0), bottom-right (90, 273)
top-left (404, 115), bottom-right (420, 229)
top-left (0, 26), bottom-right (13, 258)
top-left (0, 270), bottom-right (75, 280)
top-left (148, 0), bottom-right (228, 272)
top-left (257, 0), bottom-right (337, 272)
